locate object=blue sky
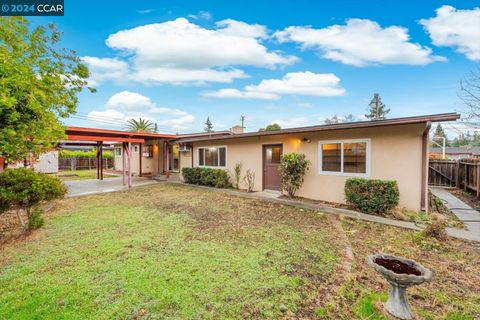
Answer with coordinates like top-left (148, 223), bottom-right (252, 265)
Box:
top-left (28, 1), bottom-right (480, 134)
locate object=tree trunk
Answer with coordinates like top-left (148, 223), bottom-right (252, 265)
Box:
top-left (16, 208), bottom-right (26, 229)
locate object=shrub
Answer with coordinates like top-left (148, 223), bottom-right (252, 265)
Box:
top-left (231, 162), bottom-right (242, 189)
top-left (28, 208), bottom-right (45, 230)
top-left (0, 168), bottom-right (66, 229)
top-left (182, 167), bottom-right (231, 188)
top-left (243, 170), bottom-right (255, 192)
top-left (423, 218), bottom-right (448, 240)
top-left (344, 178), bottom-right (399, 215)
top-left (59, 149), bottom-right (113, 159)
top-left (279, 153), bottom-right (310, 198)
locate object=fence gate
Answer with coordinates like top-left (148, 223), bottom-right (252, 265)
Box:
top-left (429, 159), bottom-right (480, 197)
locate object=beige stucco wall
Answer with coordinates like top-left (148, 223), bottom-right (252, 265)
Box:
top-left (114, 140), bottom-right (164, 176)
top-left (181, 123), bottom-right (426, 211)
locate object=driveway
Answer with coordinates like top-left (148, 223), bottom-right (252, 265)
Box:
top-left (64, 177), bottom-right (158, 197)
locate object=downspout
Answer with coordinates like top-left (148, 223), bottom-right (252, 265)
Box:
top-left (421, 121), bottom-right (432, 212)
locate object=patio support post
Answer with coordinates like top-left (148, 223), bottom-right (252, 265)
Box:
top-left (127, 142), bottom-right (132, 188)
top-left (100, 141), bottom-right (104, 180)
top-left (96, 141), bottom-right (100, 180)
top-left (139, 142), bottom-right (142, 177)
top-left (166, 142), bottom-right (170, 176)
top-left (122, 142), bottom-right (126, 186)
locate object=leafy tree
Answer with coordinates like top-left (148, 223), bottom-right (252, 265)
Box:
top-left (365, 93), bottom-right (390, 120)
top-left (342, 114), bottom-right (356, 122)
top-left (259, 123), bottom-right (281, 132)
top-left (0, 17), bottom-right (91, 170)
top-left (324, 115), bottom-right (340, 124)
top-left (126, 118), bottom-right (155, 132)
top-left (450, 131), bottom-right (480, 147)
top-left (324, 114), bottom-right (356, 124)
top-left (204, 117), bottom-right (213, 132)
top-left (0, 168), bottom-right (66, 229)
top-left (279, 153), bottom-right (310, 198)
top-left (460, 67), bottom-right (480, 117)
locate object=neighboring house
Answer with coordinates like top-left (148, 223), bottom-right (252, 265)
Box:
top-left (33, 150), bottom-right (59, 173)
top-left (4, 150), bottom-right (59, 174)
top-left (72, 113), bottom-right (460, 212)
top-left (430, 146), bottom-right (480, 160)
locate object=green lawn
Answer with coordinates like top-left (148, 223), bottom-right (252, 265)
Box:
top-left (0, 184), bottom-right (341, 319)
top-left (1, 184), bottom-right (479, 319)
top-left (55, 169), bottom-right (119, 181)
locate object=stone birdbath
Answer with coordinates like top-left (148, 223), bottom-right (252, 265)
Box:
top-left (367, 253), bottom-right (433, 320)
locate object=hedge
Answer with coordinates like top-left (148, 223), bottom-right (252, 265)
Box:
top-left (344, 178), bottom-right (399, 215)
top-left (182, 167), bottom-right (231, 188)
top-left (59, 150), bottom-right (113, 159)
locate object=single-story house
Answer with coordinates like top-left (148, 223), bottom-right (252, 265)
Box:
top-left (112, 113), bottom-right (460, 212)
top-left (430, 146), bottom-right (480, 160)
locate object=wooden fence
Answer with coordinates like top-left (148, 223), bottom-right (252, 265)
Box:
top-left (429, 159), bottom-right (480, 196)
top-left (59, 158), bottom-right (114, 171)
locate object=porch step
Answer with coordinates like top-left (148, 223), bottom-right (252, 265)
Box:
top-left (153, 172), bottom-right (181, 182)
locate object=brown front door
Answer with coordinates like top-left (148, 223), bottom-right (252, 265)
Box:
top-left (263, 144), bottom-right (282, 191)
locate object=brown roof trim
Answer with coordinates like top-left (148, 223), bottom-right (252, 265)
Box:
top-left (66, 126), bottom-right (176, 139)
top-left (175, 130), bottom-right (233, 138)
top-left (174, 113), bottom-right (460, 143)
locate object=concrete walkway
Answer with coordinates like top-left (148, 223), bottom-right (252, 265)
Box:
top-left (167, 182), bottom-right (480, 242)
top-left (65, 177), bottom-right (158, 198)
top-left (430, 187), bottom-right (480, 241)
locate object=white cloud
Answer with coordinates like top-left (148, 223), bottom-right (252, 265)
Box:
top-left (138, 9), bottom-right (152, 14)
top-left (82, 56), bottom-right (129, 86)
top-left (420, 5), bottom-right (480, 61)
top-left (106, 91), bottom-right (155, 110)
top-left (215, 19), bottom-right (268, 39)
top-left (275, 19), bottom-right (445, 66)
top-left (87, 91), bottom-right (195, 131)
top-left (188, 11), bottom-right (212, 21)
top-left (202, 71), bottom-right (346, 100)
top-left (86, 18), bottom-right (297, 86)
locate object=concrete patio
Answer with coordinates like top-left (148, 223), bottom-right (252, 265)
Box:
top-left (64, 176), bottom-right (158, 198)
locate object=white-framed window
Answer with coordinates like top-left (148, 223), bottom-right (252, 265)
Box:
top-left (115, 147), bottom-right (122, 156)
top-left (318, 139), bottom-right (371, 177)
top-left (197, 146), bottom-right (227, 168)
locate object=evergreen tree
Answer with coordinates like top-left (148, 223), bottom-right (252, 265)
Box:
top-left (432, 123), bottom-right (449, 146)
top-left (204, 117), bottom-right (213, 132)
top-left (154, 123), bottom-right (158, 133)
top-left (365, 93), bottom-right (390, 120)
